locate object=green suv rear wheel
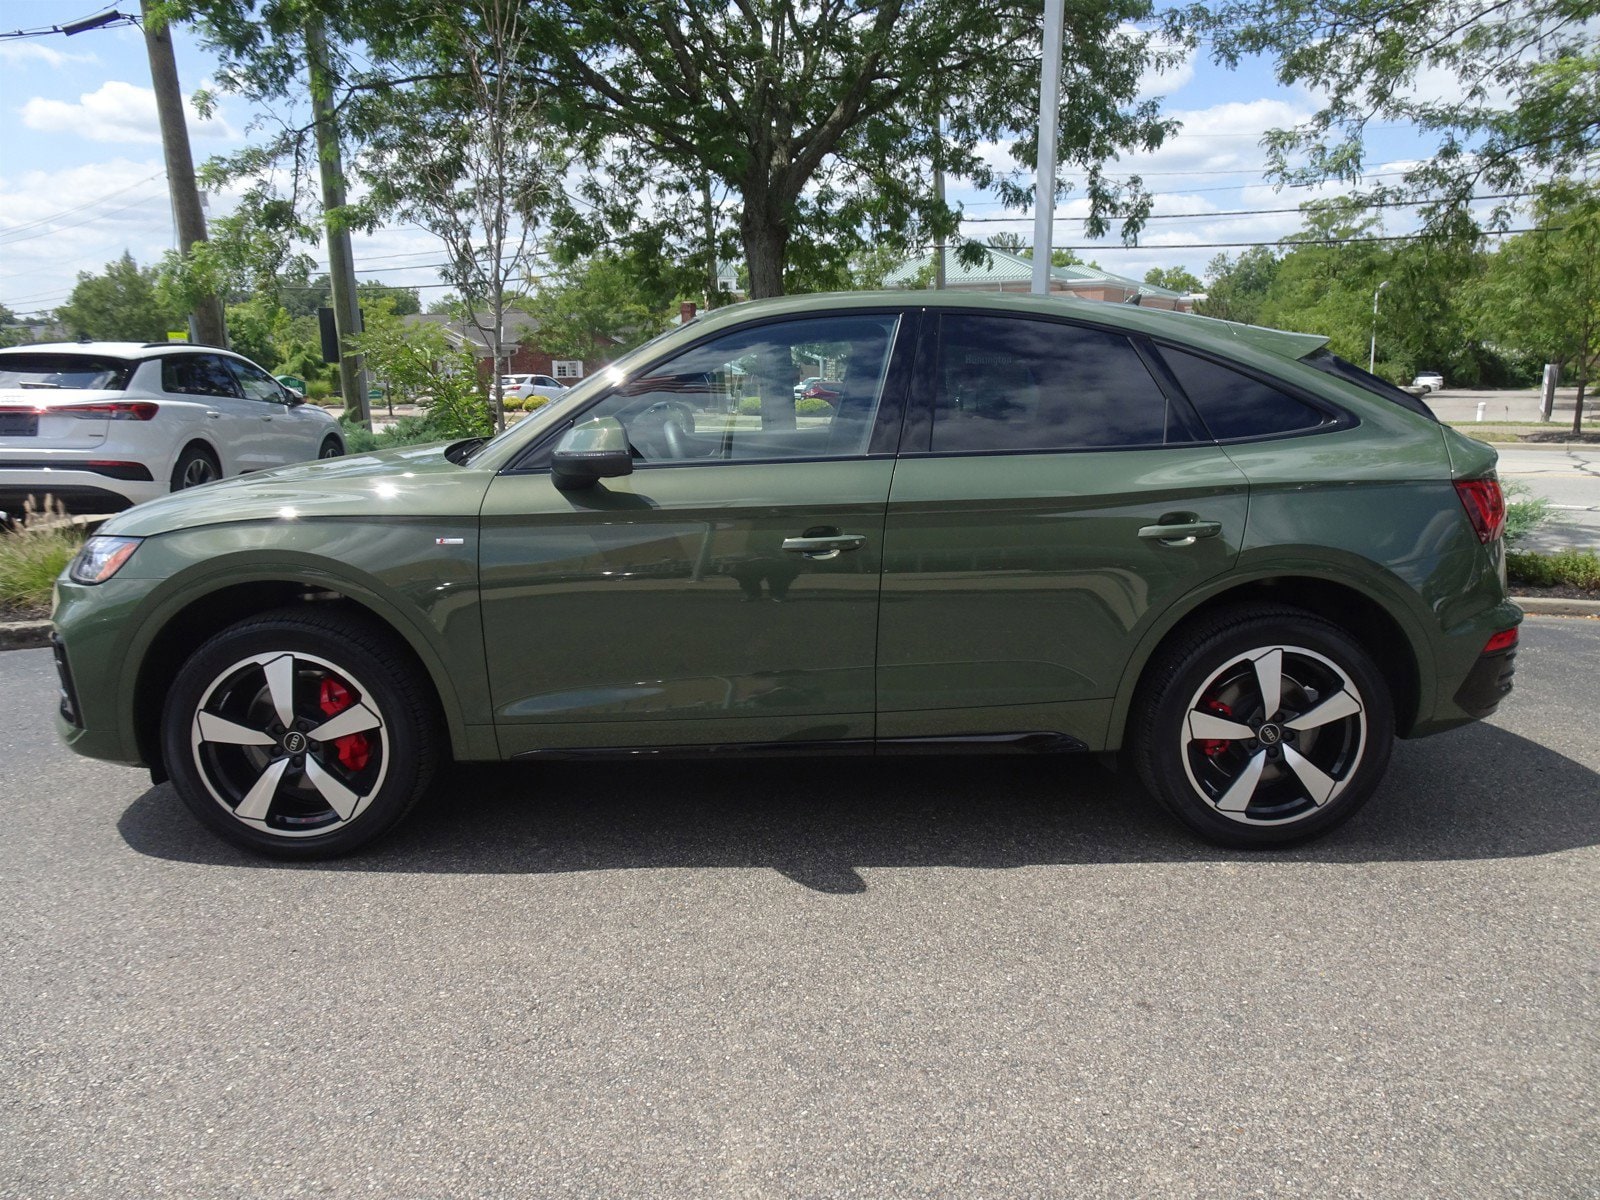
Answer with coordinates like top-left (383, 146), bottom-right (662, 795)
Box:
top-left (1132, 607), bottom-right (1394, 847)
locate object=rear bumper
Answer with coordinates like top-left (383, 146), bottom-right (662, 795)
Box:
top-left (1453, 642), bottom-right (1518, 719)
top-left (0, 465), bottom-right (162, 514)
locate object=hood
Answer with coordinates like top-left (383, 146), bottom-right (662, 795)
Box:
top-left (101, 441), bottom-right (495, 537)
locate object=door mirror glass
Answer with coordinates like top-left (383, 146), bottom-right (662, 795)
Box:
top-left (551, 418), bottom-right (634, 490)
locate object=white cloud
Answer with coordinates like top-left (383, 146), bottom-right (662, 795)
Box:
top-left (0, 43), bottom-right (100, 69)
top-left (19, 80), bottom-right (235, 145)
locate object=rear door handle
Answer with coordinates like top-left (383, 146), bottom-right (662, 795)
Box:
top-left (1138, 520), bottom-right (1222, 546)
top-left (205, 410), bottom-right (221, 419)
top-left (782, 534), bottom-right (866, 560)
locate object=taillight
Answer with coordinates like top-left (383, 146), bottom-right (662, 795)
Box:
top-left (1483, 628), bottom-right (1518, 654)
top-left (51, 402), bottom-right (159, 421)
top-left (1454, 477), bottom-right (1505, 543)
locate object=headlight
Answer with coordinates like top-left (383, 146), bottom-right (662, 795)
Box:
top-left (69, 536), bottom-right (143, 584)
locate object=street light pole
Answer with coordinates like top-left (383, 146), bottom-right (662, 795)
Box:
top-left (1030, 0), bottom-right (1065, 295)
top-left (1368, 280), bottom-right (1391, 374)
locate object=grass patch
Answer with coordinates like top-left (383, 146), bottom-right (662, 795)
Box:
top-left (0, 498), bottom-right (82, 618)
top-left (1507, 548), bottom-right (1600, 591)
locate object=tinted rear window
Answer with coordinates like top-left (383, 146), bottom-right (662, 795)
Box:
top-left (0, 354), bottom-right (135, 391)
top-left (1158, 346), bottom-right (1334, 441)
top-left (1302, 349), bottom-right (1439, 420)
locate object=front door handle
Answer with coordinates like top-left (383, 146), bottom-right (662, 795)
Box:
top-left (1138, 520), bottom-right (1222, 546)
top-left (205, 411), bottom-right (221, 419)
top-left (782, 533), bottom-right (867, 560)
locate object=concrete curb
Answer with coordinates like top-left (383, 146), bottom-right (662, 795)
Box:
top-left (0, 620), bottom-right (51, 651)
top-left (1481, 440), bottom-right (1598, 452)
top-left (1515, 596), bottom-right (1600, 617)
top-left (4, 595), bottom-right (1598, 654)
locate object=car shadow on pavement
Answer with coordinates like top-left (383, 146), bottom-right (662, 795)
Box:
top-left (117, 720), bottom-right (1600, 893)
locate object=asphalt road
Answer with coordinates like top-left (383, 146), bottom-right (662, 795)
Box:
top-left (3, 620), bottom-right (1597, 1198)
top-left (1495, 446), bottom-right (1600, 553)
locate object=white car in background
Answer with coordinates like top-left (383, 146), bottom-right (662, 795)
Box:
top-left (499, 373), bottom-right (569, 403)
top-left (1412, 371), bottom-right (1445, 392)
top-left (0, 342), bottom-right (345, 515)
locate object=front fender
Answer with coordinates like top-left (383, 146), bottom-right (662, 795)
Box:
top-left (108, 518), bottom-right (491, 763)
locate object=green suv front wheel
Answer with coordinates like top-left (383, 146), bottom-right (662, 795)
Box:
top-left (1132, 607), bottom-right (1395, 847)
top-left (161, 608), bottom-right (440, 858)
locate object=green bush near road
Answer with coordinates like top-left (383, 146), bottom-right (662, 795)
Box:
top-left (1507, 548), bottom-right (1600, 592)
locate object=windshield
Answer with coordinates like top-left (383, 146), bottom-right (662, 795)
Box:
top-left (0, 353), bottom-right (136, 391)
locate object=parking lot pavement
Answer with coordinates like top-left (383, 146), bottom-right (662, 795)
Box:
top-left (2, 618), bottom-right (1597, 1198)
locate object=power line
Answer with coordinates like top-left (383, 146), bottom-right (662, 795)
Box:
top-left (959, 191), bottom-right (1536, 225)
top-left (0, 173), bottom-right (166, 238)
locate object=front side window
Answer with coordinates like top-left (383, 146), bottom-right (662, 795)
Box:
top-left (579, 314), bottom-right (900, 464)
top-left (929, 316), bottom-right (1190, 453)
top-left (162, 354), bottom-right (243, 398)
top-left (225, 357), bottom-right (285, 403)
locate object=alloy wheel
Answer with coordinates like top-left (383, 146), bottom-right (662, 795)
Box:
top-left (1179, 644), bottom-right (1367, 826)
top-left (187, 650), bottom-right (390, 838)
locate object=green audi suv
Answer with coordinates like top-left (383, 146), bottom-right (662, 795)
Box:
top-left (51, 292), bottom-right (1520, 856)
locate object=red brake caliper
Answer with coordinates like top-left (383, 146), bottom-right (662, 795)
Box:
top-left (1199, 697), bottom-right (1233, 757)
top-left (318, 678), bottom-right (371, 772)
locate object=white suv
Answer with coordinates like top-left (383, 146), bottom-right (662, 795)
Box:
top-left (0, 342), bottom-right (345, 514)
top-left (499, 373), bottom-right (569, 402)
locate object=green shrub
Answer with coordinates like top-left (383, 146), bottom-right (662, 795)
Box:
top-left (737, 396), bottom-right (763, 415)
top-left (796, 397), bottom-right (833, 416)
top-left (0, 497), bottom-right (82, 616)
top-left (1507, 548), bottom-right (1600, 591)
top-left (501, 395), bottom-right (525, 412)
top-left (1503, 481), bottom-right (1551, 546)
top-left (307, 379), bottom-right (334, 400)
top-left (526, 393), bottom-right (552, 410)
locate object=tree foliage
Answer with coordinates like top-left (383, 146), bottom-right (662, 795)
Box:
top-left (520, 0), bottom-right (1190, 297)
top-left (1207, 0), bottom-right (1600, 238)
top-left (517, 253), bottom-right (677, 364)
top-left (57, 253), bottom-right (185, 342)
top-left (1143, 265), bottom-right (1202, 293)
top-left (1472, 182), bottom-right (1600, 432)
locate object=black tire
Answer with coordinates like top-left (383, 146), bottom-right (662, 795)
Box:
top-left (1130, 605), bottom-right (1394, 848)
top-left (161, 607), bottom-right (440, 858)
top-left (318, 436), bottom-right (344, 459)
top-left (170, 444), bottom-right (220, 491)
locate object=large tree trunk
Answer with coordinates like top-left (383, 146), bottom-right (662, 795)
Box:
top-left (742, 205), bottom-right (789, 300)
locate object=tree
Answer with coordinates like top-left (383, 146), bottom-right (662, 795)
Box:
top-left (521, 0), bottom-right (1190, 297)
top-left (1208, 0), bottom-right (1599, 239)
top-left (360, 0), bottom-right (566, 431)
top-left (1473, 183), bottom-right (1600, 433)
top-left (56, 253), bottom-right (185, 342)
top-left (1196, 246), bottom-right (1280, 325)
top-left (354, 295), bottom-right (491, 436)
top-left (517, 253), bottom-right (676, 363)
top-left (1143, 266), bottom-right (1202, 294)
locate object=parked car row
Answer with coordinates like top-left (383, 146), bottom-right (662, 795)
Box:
top-left (50, 292), bottom-right (1518, 861)
top-left (1, 342), bottom-right (345, 515)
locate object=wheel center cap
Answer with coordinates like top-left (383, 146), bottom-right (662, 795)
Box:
top-left (1257, 723), bottom-right (1282, 746)
top-left (281, 731), bottom-right (308, 755)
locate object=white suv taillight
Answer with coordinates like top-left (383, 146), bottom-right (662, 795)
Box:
top-left (52, 402), bottom-right (159, 421)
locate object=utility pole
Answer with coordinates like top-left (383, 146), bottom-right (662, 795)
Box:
top-left (933, 121), bottom-right (946, 290)
top-left (139, 1), bottom-right (227, 347)
top-left (1031, 0), bottom-right (1065, 295)
top-left (306, 17), bottom-right (371, 428)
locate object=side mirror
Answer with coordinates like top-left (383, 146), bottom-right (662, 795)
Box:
top-left (280, 386), bottom-right (306, 407)
top-left (551, 417), bottom-right (634, 490)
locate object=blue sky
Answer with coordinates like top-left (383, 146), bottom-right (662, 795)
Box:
top-left (0, 1), bottom-right (1479, 317)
